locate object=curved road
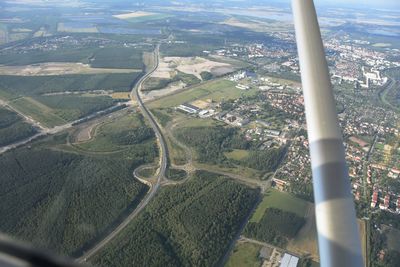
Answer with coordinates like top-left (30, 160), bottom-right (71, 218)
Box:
top-left (77, 45), bottom-right (168, 262)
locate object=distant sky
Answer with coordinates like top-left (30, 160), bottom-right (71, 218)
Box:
top-left (293, 0), bottom-right (400, 9)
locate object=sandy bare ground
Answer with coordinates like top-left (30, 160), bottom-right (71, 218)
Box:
top-left (151, 56), bottom-right (232, 80)
top-left (150, 59), bottom-right (173, 79)
top-left (141, 81), bottom-right (186, 102)
top-left (113, 11), bottom-right (156, 20)
top-left (0, 62), bottom-right (141, 76)
top-left (221, 17), bottom-right (266, 32)
top-left (221, 16), bottom-right (292, 32)
top-left (73, 120), bottom-right (102, 143)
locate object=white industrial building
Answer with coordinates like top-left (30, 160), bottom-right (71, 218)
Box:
top-left (279, 253), bottom-right (299, 267)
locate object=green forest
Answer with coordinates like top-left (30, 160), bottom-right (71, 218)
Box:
top-left (244, 208), bottom-right (305, 247)
top-left (90, 47), bottom-right (147, 69)
top-left (0, 112), bottom-right (158, 256)
top-left (0, 46), bottom-right (148, 70)
top-left (92, 171), bottom-right (260, 267)
top-left (176, 126), bottom-right (285, 172)
top-left (0, 73), bottom-right (139, 98)
top-left (0, 107), bottom-right (38, 146)
top-left (0, 146), bottom-right (153, 255)
top-left (34, 95), bottom-right (117, 121)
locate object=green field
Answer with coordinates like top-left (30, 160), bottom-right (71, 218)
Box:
top-left (0, 107), bottom-right (38, 146)
top-left (11, 97), bottom-right (66, 127)
top-left (287, 206), bottom-right (318, 261)
top-left (75, 112), bottom-right (154, 153)
top-left (225, 149), bottom-right (251, 161)
top-left (92, 171), bottom-right (260, 267)
top-left (226, 242), bottom-right (262, 267)
top-left (250, 189), bottom-right (309, 223)
top-left (178, 117), bottom-right (223, 128)
top-left (149, 79), bottom-right (257, 108)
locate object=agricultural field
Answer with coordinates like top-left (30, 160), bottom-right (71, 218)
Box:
top-left (226, 242), bottom-right (263, 267)
top-left (113, 11), bottom-right (173, 23)
top-left (149, 79), bottom-right (257, 108)
top-left (91, 171), bottom-right (260, 267)
top-left (0, 110), bottom-right (158, 256)
top-left (0, 107), bottom-right (38, 146)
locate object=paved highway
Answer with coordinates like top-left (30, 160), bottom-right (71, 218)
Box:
top-left (131, 44), bottom-right (168, 183)
top-left (77, 45), bottom-right (167, 262)
top-left (0, 103), bottom-right (128, 154)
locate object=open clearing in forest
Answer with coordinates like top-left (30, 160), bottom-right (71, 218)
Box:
top-left (0, 63), bottom-right (141, 76)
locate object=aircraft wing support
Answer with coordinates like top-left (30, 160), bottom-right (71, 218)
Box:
top-left (291, 0), bottom-right (364, 266)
